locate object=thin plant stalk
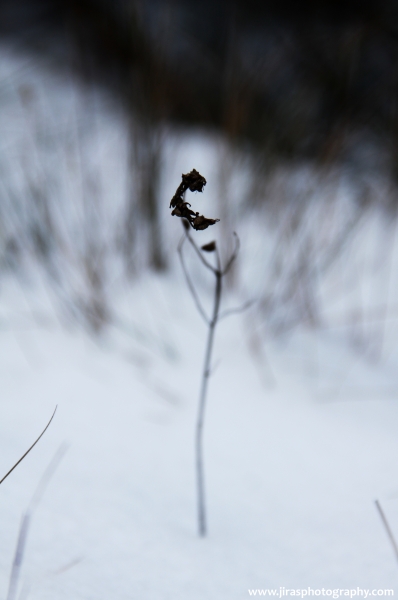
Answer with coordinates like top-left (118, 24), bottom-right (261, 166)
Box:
top-left (375, 499), bottom-right (398, 564)
top-left (179, 229), bottom-right (240, 537)
top-left (6, 444), bottom-right (68, 600)
top-left (171, 170), bottom-right (245, 537)
top-left (196, 258), bottom-right (222, 537)
top-left (0, 406), bottom-right (57, 486)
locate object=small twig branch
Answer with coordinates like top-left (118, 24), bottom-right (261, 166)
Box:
top-left (215, 246), bottom-right (222, 274)
top-left (6, 513), bottom-right (30, 600)
top-left (375, 499), bottom-right (398, 564)
top-left (182, 227), bottom-right (240, 537)
top-left (186, 229), bottom-right (218, 274)
top-left (0, 406), bottom-right (58, 486)
top-left (222, 232), bottom-right (240, 275)
top-left (178, 235), bottom-right (210, 325)
top-left (218, 299), bottom-right (256, 321)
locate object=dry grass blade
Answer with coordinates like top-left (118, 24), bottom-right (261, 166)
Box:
top-left (0, 406), bottom-right (58, 486)
top-left (6, 443), bottom-right (68, 600)
top-left (375, 499), bottom-right (398, 564)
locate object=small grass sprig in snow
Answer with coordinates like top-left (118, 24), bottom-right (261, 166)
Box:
top-left (0, 406), bottom-right (57, 486)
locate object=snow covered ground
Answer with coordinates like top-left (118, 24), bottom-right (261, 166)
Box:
top-left (1, 269), bottom-right (398, 600)
top-left (0, 44), bottom-right (397, 600)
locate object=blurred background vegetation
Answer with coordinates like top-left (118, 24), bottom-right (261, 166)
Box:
top-left (1, 0), bottom-right (398, 360)
top-left (4, 0), bottom-right (398, 165)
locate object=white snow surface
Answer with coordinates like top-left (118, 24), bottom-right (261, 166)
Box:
top-left (0, 272), bottom-right (398, 600)
top-left (0, 44), bottom-right (397, 600)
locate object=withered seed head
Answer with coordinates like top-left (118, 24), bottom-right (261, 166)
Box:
top-left (170, 170), bottom-right (219, 231)
top-left (182, 169), bottom-right (207, 193)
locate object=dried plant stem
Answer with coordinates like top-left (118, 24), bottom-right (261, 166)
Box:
top-left (6, 444), bottom-right (68, 600)
top-left (0, 406), bottom-right (57, 486)
top-left (172, 171), bottom-right (245, 537)
top-left (196, 266), bottom-right (222, 537)
top-left (179, 228), bottom-right (244, 536)
top-left (375, 499), bottom-right (398, 564)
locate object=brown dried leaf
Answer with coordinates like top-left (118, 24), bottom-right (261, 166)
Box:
top-left (192, 214), bottom-right (220, 231)
top-left (201, 241), bottom-right (216, 252)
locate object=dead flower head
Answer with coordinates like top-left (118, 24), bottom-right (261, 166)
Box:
top-left (170, 169), bottom-right (219, 231)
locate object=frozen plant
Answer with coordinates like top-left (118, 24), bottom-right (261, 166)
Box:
top-left (171, 170), bottom-right (247, 537)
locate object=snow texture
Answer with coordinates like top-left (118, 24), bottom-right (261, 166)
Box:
top-left (0, 45), bottom-right (397, 600)
top-left (1, 273), bottom-right (398, 599)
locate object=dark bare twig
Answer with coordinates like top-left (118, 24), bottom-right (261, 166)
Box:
top-left (0, 406), bottom-right (58, 486)
top-left (222, 232), bottom-right (240, 275)
top-left (186, 229), bottom-right (218, 274)
top-left (178, 235), bottom-right (210, 325)
top-left (375, 499), bottom-right (398, 564)
top-left (180, 227), bottom-right (241, 537)
top-left (6, 514), bottom-right (29, 600)
top-left (218, 299), bottom-right (256, 321)
top-left (178, 225), bottom-right (223, 537)
top-left (195, 251), bottom-right (222, 537)
top-left (215, 246), bottom-right (222, 273)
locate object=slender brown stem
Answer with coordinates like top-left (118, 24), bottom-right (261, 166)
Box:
top-left (219, 299), bottom-right (255, 320)
top-left (196, 268), bottom-right (222, 537)
top-left (375, 499), bottom-right (398, 563)
top-left (178, 235), bottom-right (210, 325)
top-left (6, 444), bottom-right (68, 600)
top-left (6, 513), bottom-right (30, 600)
top-left (0, 406), bottom-right (57, 486)
top-left (178, 222), bottom-right (243, 537)
top-left (222, 232), bottom-right (240, 275)
top-left (186, 231), bottom-right (218, 274)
